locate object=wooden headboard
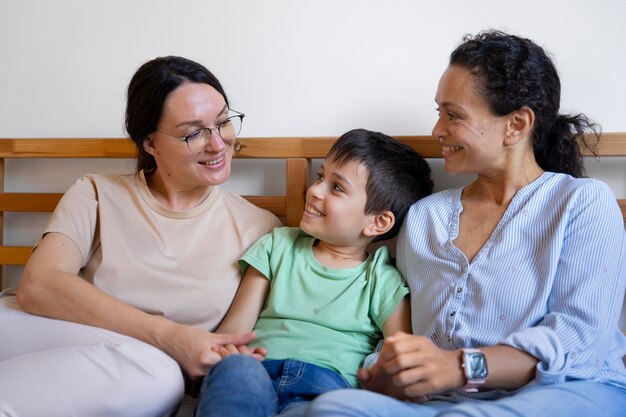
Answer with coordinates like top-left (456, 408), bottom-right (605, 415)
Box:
top-left (1, 134), bottom-right (625, 288)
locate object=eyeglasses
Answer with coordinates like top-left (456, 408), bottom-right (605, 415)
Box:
top-left (155, 110), bottom-right (245, 154)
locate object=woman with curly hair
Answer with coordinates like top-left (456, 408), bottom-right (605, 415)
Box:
top-left (307, 30), bottom-right (626, 417)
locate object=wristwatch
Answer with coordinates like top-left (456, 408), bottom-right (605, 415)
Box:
top-left (460, 348), bottom-right (488, 392)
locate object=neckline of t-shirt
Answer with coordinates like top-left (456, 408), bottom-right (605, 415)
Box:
top-left (304, 237), bottom-right (371, 278)
top-left (136, 170), bottom-right (220, 219)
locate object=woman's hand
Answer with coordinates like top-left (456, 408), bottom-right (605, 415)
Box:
top-left (358, 332), bottom-right (465, 401)
top-left (160, 322), bottom-right (261, 378)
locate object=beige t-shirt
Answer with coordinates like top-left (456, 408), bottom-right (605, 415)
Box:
top-left (43, 172), bottom-right (281, 330)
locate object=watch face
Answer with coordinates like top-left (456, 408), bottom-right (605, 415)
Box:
top-left (467, 352), bottom-right (488, 379)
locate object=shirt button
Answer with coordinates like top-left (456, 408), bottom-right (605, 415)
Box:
top-left (457, 287), bottom-right (463, 293)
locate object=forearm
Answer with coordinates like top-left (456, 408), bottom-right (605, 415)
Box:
top-left (216, 266), bottom-right (269, 334)
top-left (216, 313), bottom-right (255, 334)
top-left (362, 334), bottom-right (539, 399)
top-left (444, 345), bottom-right (537, 392)
top-left (17, 268), bottom-right (182, 353)
top-left (474, 345), bottom-right (537, 390)
top-left (404, 344), bottom-right (538, 395)
top-left (17, 266), bottom-right (232, 378)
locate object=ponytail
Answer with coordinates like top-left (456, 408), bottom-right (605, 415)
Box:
top-left (533, 113), bottom-right (599, 178)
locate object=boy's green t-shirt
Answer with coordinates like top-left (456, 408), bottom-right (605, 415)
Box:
top-left (240, 226), bottom-right (408, 386)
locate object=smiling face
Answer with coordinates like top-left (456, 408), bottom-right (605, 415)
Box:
top-left (144, 82), bottom-right (234, 190)
top-left (432, 65), bottom-right (510, 176)
top-left (300, 158), bottom-right (376, 247)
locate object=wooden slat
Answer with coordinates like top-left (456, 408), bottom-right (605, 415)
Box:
top-left (3, 192), bottom-right (614, 221)
top-left (0, 193), bottom-right (286, 216)
top-left (580, 132), bottom-right (626, 157)
top-left (0, 137), bottom-right (443, 159)
top-left (0, 133), bottom-right (622, 159)
top-left (0, 193), bottom-right (62, 212)
top-left (0, 246), bottom-right (31, 265)
top-left (0, 139), bottom-right (136, 158)
top-left (0, 196), bottom-right (285, 268)
top-left (619, 199), bottom-right (626, 221)
top-left (285, 158), bottom-right (310, 227)
top-left (242, 196), bottom-right (286, 217)
top-left (237, 137), bottom-right (335, 159)
top-left (4, 220), bottom-right (622, 268)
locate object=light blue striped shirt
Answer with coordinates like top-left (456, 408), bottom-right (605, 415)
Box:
top-left (397, 172), bottom-right (626, 395)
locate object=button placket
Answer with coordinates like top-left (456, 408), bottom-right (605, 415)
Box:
top-left (444, 262), bottom-right (469, 346)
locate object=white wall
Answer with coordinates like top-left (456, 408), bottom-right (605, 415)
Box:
top-left (1, 0), bottom-right (625, 325)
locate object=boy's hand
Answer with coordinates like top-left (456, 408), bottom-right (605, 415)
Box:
top-left (358, 357), bottom-right (407, 400)
top-left (213, 344), bottom-right (268, 361)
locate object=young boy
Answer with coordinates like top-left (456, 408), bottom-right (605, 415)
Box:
top-left (195, 129), bottom-right (433, 417)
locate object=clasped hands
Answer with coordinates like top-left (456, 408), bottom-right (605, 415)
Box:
top-left (163, 324), bottom-right (265, 379)
top-left (357, 332), bottom-right (465, 402)
top-left (213, 339), bottom-right (267, 360)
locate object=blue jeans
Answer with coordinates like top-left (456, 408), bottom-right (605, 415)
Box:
top-left (305, 380), bottom-right (626, 417)
top-left (195, 355), bottom-right (351, 417)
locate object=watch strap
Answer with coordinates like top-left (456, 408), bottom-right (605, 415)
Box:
top-left (461, 348), bottom-right (487, 392)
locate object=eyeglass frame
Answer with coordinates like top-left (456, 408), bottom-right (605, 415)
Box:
top-left (153, 110), bottom-right (245, 153)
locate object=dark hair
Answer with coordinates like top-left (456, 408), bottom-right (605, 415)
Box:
top-left (449, 30), bottom-right (599, 177)
top-left (326, 129), bottom-right (433, 241)
top-left (125, 56), bottom-right (229, 172)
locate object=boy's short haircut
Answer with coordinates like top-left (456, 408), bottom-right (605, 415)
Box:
top-left (327, 128), bottom-right (433, 241)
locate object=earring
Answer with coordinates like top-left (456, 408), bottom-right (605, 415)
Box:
top-left (234, 141), bottom-right (241, 152)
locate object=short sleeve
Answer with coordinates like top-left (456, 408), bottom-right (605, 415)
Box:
top-left (41, 176), bottom-right (99, 266)
top-left (238, 230), bottom-right (275, 279)
top-left (367, 245), bottom-right (409, 330)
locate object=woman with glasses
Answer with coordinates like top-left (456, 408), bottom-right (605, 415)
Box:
top-left (0, 56), bottom-right (281, 417)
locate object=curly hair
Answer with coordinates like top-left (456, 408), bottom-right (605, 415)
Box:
top-left (449, 30), bottom-right (599, 177)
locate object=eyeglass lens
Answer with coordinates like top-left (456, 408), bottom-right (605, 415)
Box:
top-left (186, 116), bottom-right (243, 153)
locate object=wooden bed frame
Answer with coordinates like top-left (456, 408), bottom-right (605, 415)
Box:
top-left (0, 133), bottom-right (625, 289)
